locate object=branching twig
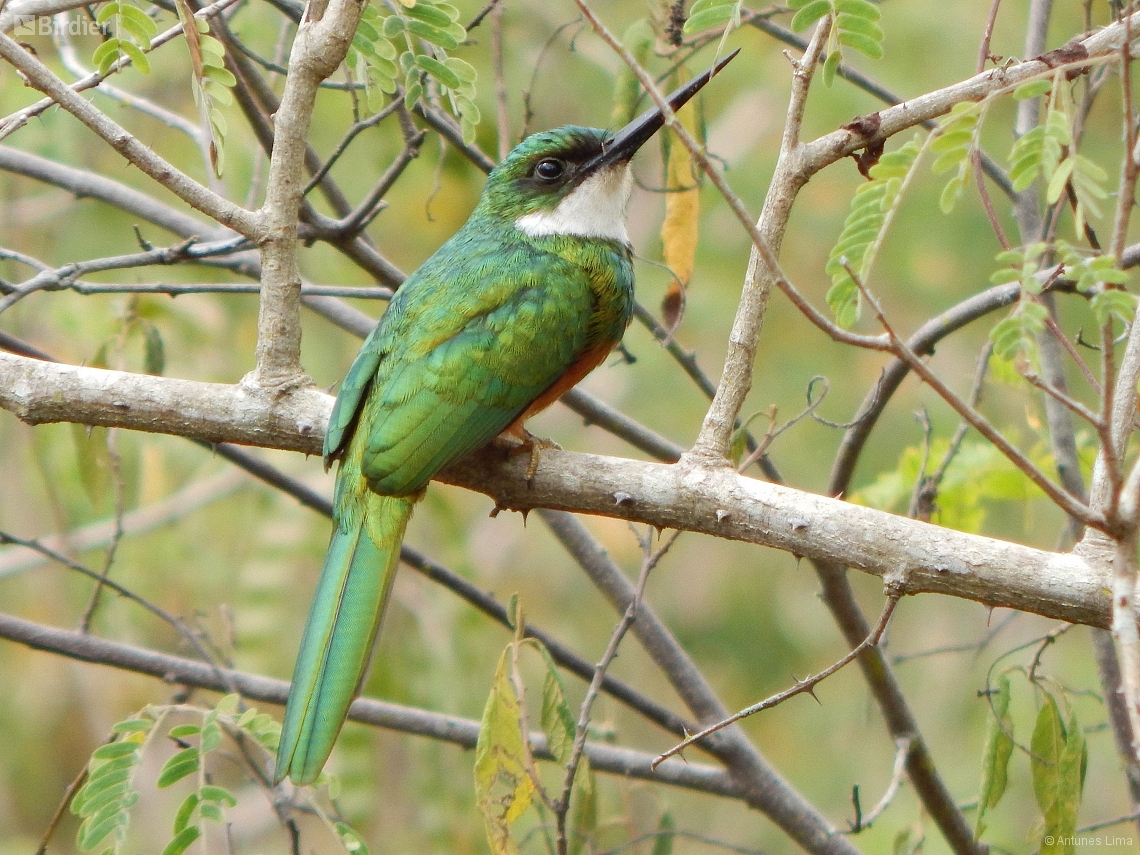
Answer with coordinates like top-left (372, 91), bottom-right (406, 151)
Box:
top-left (554, 528), bottom-right (678, 855)
top-left (847, 736), bottom-right (912, 832)
top-left (654, 595), bottom-right (900, 767)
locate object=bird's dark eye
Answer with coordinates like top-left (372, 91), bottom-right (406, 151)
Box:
top-left (534, 158), bottom-right (565, 181)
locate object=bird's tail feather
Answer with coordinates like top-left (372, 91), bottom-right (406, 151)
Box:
top-left (276, 492), bottom-right (414, 785)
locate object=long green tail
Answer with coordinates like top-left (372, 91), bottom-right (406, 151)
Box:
top-left (276, 492), bottom-right (414, 785)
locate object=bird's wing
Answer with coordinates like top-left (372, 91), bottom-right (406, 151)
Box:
top-left (346, 243), bottom-right (607, 496)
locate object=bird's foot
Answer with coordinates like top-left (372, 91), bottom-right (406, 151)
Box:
top-left (505, 427), bottom-right (560, 484)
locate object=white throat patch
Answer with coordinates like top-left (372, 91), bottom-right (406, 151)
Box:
top-left (515, 164), bottom-right (633, 243)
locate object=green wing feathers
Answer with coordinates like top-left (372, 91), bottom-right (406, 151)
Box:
top-left (276, 491), bottom-right (414, 785)
top-left (286, 229), bottom-right (634, 784)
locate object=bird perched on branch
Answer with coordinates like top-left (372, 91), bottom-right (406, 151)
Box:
top-left (276, 50), bottom-right (739, 785)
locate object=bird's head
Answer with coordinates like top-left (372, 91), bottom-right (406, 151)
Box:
top-left (474, 49), bottom-right (739, 244)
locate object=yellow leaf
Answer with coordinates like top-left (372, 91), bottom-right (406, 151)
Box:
top-left (660, 68), bottom-right (702, 304)
top-left (473, 648), bottom-right (535, 855)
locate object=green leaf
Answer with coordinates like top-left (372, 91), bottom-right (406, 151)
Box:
top-left (684, 5), bottom-right (735, 33)
top-left (173, 793), bottom-right (198, 835)
top-left (141, 321), bottom-right (164, 375)
top-left (403, 1), bottom-right (453, 27)
top-left (1091, 289), bottom-right (1136, 327)
top-left (78, 807), bottom-right (128, 851)
top-left (199, 720), bottom-right (222, 752)
top-left (168, 724), bottom-right (201, 739)
top-left (988, 267), bottom-right (1021, 285)
top-left (836, 12), bottom-right (883, 41)
top-left (839, 28), bottom-right (880, 58)
top-left (160, 825), bottom-right (201, 855)
top-left (1046, 156), bottom-right (1074, 205)
top-left (199, 34), bottom-right (225, 59)
top-left (930, 128), bottom-right (975, 154)
top-left (157, 748), bottom-right (200, 788)
top-left (434, 2), bottom-right (461, 21)
top-left (834, 0), bottom-right (880, 18)
top-left (1014, 79), bottom-right (1053, 99)
top-left (567, 756), bottom-right (596, 855)
top-left (198, 785), bottom-right (237, 807)
top-left (652, 811), bottom-right (676, 855)
top-left (96, 3), bottom-right (121, 25)
top-left (111, 718), bottom-right (154, 735)
top-left (406, 19), bottom-right (459, 49)
top-left (976, 675), bottom-right (1014, 838)
top-left (823, 49), bottom-right (841, 86)
top-left (415, 54), bottom-right (462, 90)
top-left (938, 173), bottom-right (966, 213)
top-left (790, 0), bottom-right (831, 32)
top-left (202, 64), bottom-right (237, 87)
top-left (404, 81), bottom-right (423, 111)
top-left (444, 56), bottom-right (476, 83)
top-left (199, 802), bottom-right (224, 823)
top-left (826, 279), bottom-right (860, 328)
top-left (1032, 694), bottom-right (1085, 855)
top-left (382, 15), bottom-right (405, 37)
top-left (92, 740), bottom-right (139, 760)
top-left (539, 650), bottom-right (575, 764)
top-left (93, 38), bottom-right (122, 75)
top-left (336, 821), bottom-right (371, 855)
top-left (71, 423), bottom-right (112, 510)
top-left (87, 756), bottom-right (137, 784)
top-left (118, 39), bottom-right (150, 74)
top-left (990, 300), bottom-right (1047, 362)
top-left (118, 4), bottom-right (156, 46)
top-left (202, 80), bottom-right (234, 106)
top-left (76, 780), bottom-right (131, 819)
top-left (825, 138), bottom-right (919, 325)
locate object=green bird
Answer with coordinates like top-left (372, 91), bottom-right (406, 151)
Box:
top-left (276, 51), bottom-right (738, 786)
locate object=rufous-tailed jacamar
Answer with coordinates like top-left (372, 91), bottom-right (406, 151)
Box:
top-left (276, 51), bottom-right (739, 785)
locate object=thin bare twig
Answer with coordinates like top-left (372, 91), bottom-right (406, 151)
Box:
top-left (847, 736), bottom-right (913, 832)
top-left (655, 595), bottom-right (901, 767)
top-left (554, 529), bottom-right (679, 855)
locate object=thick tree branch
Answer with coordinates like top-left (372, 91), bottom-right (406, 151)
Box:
top-left (0, 351), bottom-right (1116, 629)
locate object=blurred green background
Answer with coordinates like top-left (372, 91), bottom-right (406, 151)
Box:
top-left (0, 0), bottom-right (1134, 852)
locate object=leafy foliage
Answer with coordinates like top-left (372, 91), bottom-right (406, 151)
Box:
top-left (355, 1), bottom-right (479, 142)
top-left (683, 0), bottom-right (744, 59)
top-left (175, 0), bottom-right (234, 177)
top-left (1031, 691), bottom-right (1086, 855)
top-left (68, 696), bottom-right (367, 855)
top-left (825, 137), bottom-right (921, 327)
top-left (473, 599), bottom-right (608, 855)
top-left (988, 243), bottom-right (1050, 366)
top-left (787, 0), bottom-right (884, 85)
top-left (72, 717), bottom-right (153, 854)
top-left (850, 437), bottom-right (1064, 531)
top-left (93, 1), bottom-right (158, 75)
top-left (1007, 74), bottom-right (1109, 234)
top-left (683, 0), bottom-right (743, 35)
top-left (931, 102), bottom-right (985, 213)
top-left (1054, 241), bottom-right (1135, 329)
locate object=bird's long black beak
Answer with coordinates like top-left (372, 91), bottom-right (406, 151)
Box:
top-left (581, 48), bottom-right (740, 176)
